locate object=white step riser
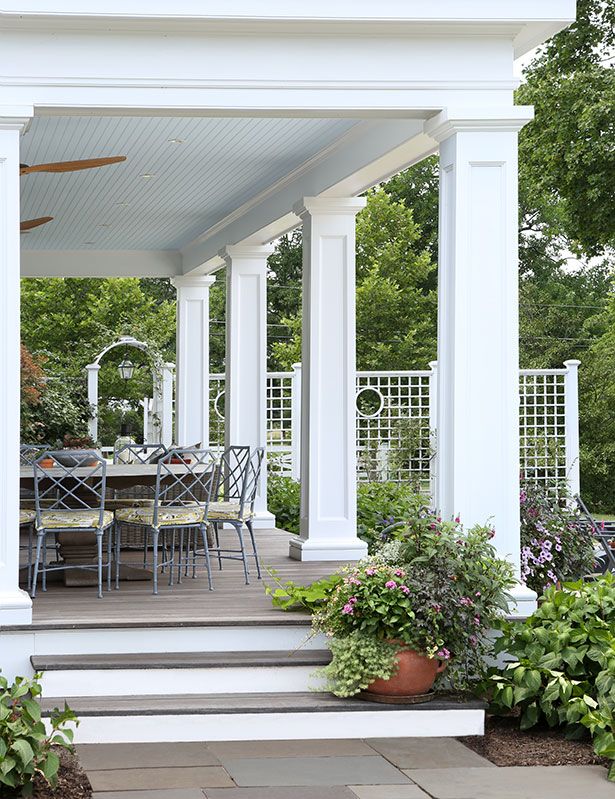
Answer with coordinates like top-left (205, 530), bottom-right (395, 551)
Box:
top-left (41, 666), bottom-right (327, 698)
top-left (49, 709), bottom-right (484, 744)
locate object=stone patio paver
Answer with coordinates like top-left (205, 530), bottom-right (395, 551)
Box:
top-left (208, 739), bottom-right (375, 760)
top-left (77, 741), bottom-right (220, 770)
top-left (88, 765), bottom-right (233, 792)
top-left (349, 785), bottom-right (431, 798)
top-left (92, 791), bottom-right (205, 799)
top-left (367, 737), bottom-right (495, 769)
top-left (407, 765), bottom-right (612, 799)
top-left (223, 755), bottom-right (412, 787)
top-left (203, 788), bottom-right (357, 799)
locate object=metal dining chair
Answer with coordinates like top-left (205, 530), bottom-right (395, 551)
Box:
top-left (114, 448), bottom-right (217, 594)
top-left (207, 446), bottom-right (265, 583)
top-left (20, 443), bottom-right (50, 466)
top-left (113, 442), bottom-right (168, 465)
top-left (19, 509), bottom-right (36, 592)
top-left (31, 451), bottom-right (114, 599)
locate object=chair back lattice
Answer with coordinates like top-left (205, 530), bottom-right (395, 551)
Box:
top-left (153, 448), bottom-right (218, 526)
top-left (217, 446), bottom-right (251, 502)
top-left (113, 443), bottom-right (168, 465)
top-left (20, 443), bottom-right (50, 466)
top-left (244, 448), bottom-right (265, 512)
top-left (33, 451), bottom-right (107, 529)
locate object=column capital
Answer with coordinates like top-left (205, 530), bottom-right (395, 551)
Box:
top-left (172, 274), bottom-right (216, 290)
top-left (85, 362), bottom-right (101, 371)
top-left (220, 244), bottom-right (275, 263)
top-left (293, 196), bottom-right (366, 219)
top-left (424, 106), bottom-right (534, 143)
top-left (0, 106), bottom-right (34, 133)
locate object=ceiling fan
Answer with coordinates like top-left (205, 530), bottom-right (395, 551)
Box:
top-left (20, 155), bottom-right (127, 233)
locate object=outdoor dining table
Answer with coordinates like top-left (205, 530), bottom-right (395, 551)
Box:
top-left (19, 462), bottom-right (209, 588)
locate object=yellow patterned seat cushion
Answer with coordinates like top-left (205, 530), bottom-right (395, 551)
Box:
top-left (19, 509), bottom-right (36, 525)
top-left (105, 498), bottom-right (156, 511)
top-left (38, 510), bottom-right (114, 529)
top-left (208, 501), bottom-right (253, 520)
top-left (115, 505), bottom-right (205, 527)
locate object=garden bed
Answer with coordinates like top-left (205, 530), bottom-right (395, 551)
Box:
top-left (32, 747), bottom-right (92, 799)
top-left (460, 715), bottom-right (609, 768)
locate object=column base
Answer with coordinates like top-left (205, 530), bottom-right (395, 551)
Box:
top-left (289, 536), bottom-right (368, 562)
top-left (0, 588), bottom-right (32, 626)
top-left (251, 510), bottom-right (277, 530)
top-left (506, 581), bottom-right (538, 620)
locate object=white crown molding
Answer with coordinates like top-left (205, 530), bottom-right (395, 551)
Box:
top-left (220, 244), bottom-right (275, 262)
top-left (171, 275), bottom-right (216, 289)
top-left (293, 196), bottom-right (367, 218)
top-left (0, 106), bottom-right (34, 133)
top-left (424, 106), bottom-right (534, 142)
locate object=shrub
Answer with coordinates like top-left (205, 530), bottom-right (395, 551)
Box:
top-left (487, 575), bottom-right (615, 781)
top-left (267, 475), bottom-right (301, 535)
top-left (520, 481), bottom-right (595, 594)
top-left (0, 673), bottom-right (77, 796)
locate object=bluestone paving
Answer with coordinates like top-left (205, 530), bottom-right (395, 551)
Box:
top-left (349, 785), bottom-right (431, 798)
top-left (208, 739), bottom-right (375, 760)
top-left (88, 765), bottom-right (233, 791)
top-left (367, 737), bottom-right (495, 769)
top-left (77, 741), bottom-right (220, 770)
top-left (223, 755), bottom-right (412, 787)
top-left (203, 788), bottom-right (358, 799)
top-left (407, 765), bottom-right (612, 799)
top-left (92, 791), bottom-right (205, 799)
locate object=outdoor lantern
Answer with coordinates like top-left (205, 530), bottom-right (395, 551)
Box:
top-left (118, 358), bottom-right (135, 381)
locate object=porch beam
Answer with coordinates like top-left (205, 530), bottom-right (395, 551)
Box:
top-left (221, 245), bottom-right (275, 528)
top-left (172, 275), bottom-right (216, 448)
top-left (290, 196), bottom-right (368, 562)
top-left (21, 250), bottom-right (182, 278)
top-left (0, 112), bottom-right (33, 625)
top-left (426, 107), bottom-right (536, 615)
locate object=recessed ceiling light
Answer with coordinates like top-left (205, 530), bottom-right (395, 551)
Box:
top-left (140, 173), bottom-right (155, 179)
top-left (114, 201), bottom-right (129, 207)
top-left (168, 138), bottom-right (184, 144)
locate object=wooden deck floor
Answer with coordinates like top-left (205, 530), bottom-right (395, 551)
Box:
top-left (27, 529), bottom-right (344, 629)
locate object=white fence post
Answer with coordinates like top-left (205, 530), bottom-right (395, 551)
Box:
top-left (86, 363), bottom-right (100, 442)
top-left (563, 359), bottom-right (581, 496)
top-left (428, 360), bottom-right (439, 504)
top-left (291, 363), bottom-right (302, 481)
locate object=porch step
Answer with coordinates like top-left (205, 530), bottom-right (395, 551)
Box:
top-left (33, 650), bottom-right (332, 698)
top-left (40, 691), bottom-right (486, 743)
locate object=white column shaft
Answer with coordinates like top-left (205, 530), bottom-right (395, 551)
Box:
top-left (160, 363), bottom-right (175, 448)
top-left (290, 197), bottom-right (368, 561)
top-left (426, 110), bottom-right (535, 613)
top-left (86, 364), bottom-right (100, 442)
top-left (222, 245), bottom-right (274, 527)
top-left (173, 276), bottom-right (215, 448)
top-left (564, 359), bottom-right (581, 496)
top-left (0, 118), bottom-right (32, 624)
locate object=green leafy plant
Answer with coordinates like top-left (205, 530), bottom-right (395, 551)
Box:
top-left (356, 482), bottom-right (424, 551)
top-left (0, 673), bottom-right (77, 796)
top-left (264, 570), bottom-right (342, 612)
top-left (487, 575), bottom-right (615, 781)
top-left (318, 632), bottom-right (400, 698)
top-left (267, 475), bottom-right (301, 535)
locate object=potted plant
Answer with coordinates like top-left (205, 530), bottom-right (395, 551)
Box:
top-left (54, 433), bottom-right (100, 466)
top-left (312, 511), bottom-right (515, 701)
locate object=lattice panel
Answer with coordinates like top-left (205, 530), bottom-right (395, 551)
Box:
top-left (519, 370), bottom-right (567, 490)
top-left (266, 373), bottom-right (294, 475)
top-left (355, 371), bottom-right (433, 488)
top-left (209, 374), bottom-right (225, 450)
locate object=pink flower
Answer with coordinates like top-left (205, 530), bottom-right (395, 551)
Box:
top-left (399, 585), bottom-right (410, 594)
top-left (342, 603), bottom-right (355, 615)
top-left (385, 580), bottom-right (397, 589)
top-left (431, 603), bottom-right (442, 613)
top-left (394, 569), bottom-right (405, 577)
top-left (459, 596), bottom-right (474, 607)
top-left (348, 577), bottom-right (362, 586)
top-left (365, 567), bottom-right (376, 576)
top-left (437, 647), bottom-right (451, 660)
top-left (348, 596), bottom-right (358, 604)
top-left (475, 591), bottom-right (482, 597)
top-left (473, 615), bottom-right (481, 626)
top-left (454, 515), bottom-right (461, 523)
top-left (469, 635), bottom-right (478, 646)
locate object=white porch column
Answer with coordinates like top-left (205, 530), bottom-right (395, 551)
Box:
top-left (425, 108), bottom-right (536, 615)
top-left (0, 110), bottom-right (33, 624)
top-left (564, 359), bottom-right (581, 496)
top-left (160, 363), bottom-right (175, 448)
top-left (221, 244), bottom-right (275, 528)
top-left (290, 197), bottom-right (368, 561)
top-left (172, 275), bottom-right (215, 447)
top-left (86, 363), bottom-right (100, 442)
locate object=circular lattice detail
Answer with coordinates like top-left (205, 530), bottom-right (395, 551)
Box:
top-left (214, 390), bottom-right (226, 419)
top-left (356, 386), bottom-right (385, 419)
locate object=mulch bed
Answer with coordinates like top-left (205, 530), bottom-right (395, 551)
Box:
top-left (32, 747), bottom-right (92, 799)
top-left (460, 715), bottom-right (609, 768)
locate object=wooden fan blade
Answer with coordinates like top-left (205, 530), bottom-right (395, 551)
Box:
top-left (20, 156), bottom-right (126, 175)
top-left (20, 216), bottom-right (54, 231)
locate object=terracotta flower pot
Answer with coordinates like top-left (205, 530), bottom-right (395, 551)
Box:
top-left (39, 457), bottom-right (55, 469)
top-left (367, 646), bottom-right (447, 698)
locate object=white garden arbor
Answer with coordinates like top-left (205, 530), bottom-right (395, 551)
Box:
top-left (85, 335), bottom-right (174, 447)
top-left (1, 1), bottom-right (577, 626)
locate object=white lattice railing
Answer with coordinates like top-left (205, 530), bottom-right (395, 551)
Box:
top-left (207, 360), bottom-right (581, 494)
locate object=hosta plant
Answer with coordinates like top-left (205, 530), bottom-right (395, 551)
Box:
top-left (487, 575), bottom-right (615, 781)
top-left (0, 673), bottom-right (77, 796)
